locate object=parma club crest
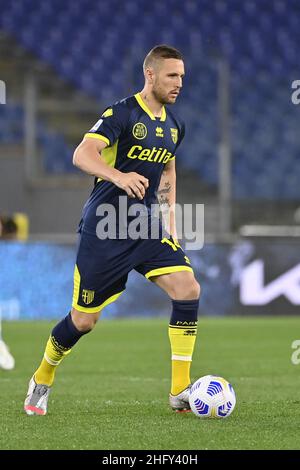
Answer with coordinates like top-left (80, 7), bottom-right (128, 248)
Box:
top-left (170, 128), bottom-right (178, 144)
top-left (82, 289), bottom-right (95, 305)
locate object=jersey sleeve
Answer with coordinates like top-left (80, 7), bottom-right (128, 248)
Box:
top-left (169, 122), bottom-right (185, 161)
top-left (176, 122), bottom-right (185, 151)
top-left (84, 103), bottom-right (128, 147)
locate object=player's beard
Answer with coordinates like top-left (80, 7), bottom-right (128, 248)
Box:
top-left (152, 85), bottom-right (177, 105)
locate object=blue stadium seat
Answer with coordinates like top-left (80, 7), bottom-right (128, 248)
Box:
top-left (0, 0), bottom-right (299, 197)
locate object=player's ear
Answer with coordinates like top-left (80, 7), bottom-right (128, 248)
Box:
top-left (145, 66), bottom-right (155, 84)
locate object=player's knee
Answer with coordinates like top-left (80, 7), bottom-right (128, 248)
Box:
top-left (71, 308), bottom-right (98, 332)
top-left (170, 275), bottom-right (201, 300)
top-left (185, 279), bottom-right (201, 300)
top-left (190, 279), bottom-right (201, 299)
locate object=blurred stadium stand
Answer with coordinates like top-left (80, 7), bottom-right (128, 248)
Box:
top-left (1, 0), bottom-right (300, 237)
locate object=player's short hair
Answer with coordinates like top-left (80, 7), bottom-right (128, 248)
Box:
top-left (143, 45), bottom-right (184, 72)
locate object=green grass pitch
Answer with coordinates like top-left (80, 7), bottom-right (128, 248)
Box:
top-left (1, 317), bottom-right (300, 450)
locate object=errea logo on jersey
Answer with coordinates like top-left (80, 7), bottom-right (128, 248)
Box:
top-left (127, 145), bottom-right (175, 164)
top-left (156, 127), bottom-right (164, 137)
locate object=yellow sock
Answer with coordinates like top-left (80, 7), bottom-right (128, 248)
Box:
top-left (35, 358), bottom-right (56, 387)
top-left (171, 360), bottom-right (192, 395)
top-left (34, 336), bottom-right (71, 386)
top-left (168, 324), bottom-right (197, 395)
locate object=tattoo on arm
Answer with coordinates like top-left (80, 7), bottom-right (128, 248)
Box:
top-left (159, 195), bottom-right (170, 206)
top-left (157, 181), bottom-right (171, 207)
top-left (157, 181), bottom-right (171, 195)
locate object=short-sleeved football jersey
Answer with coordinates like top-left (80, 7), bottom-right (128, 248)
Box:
top-left (79, 93), bottom-right (185, 235)
top-left (72, 93), bottom-right (192, 313)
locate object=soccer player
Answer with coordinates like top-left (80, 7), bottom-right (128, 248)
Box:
top-left (0, 215), bottom-right (16, 370)
top-left (0, 326), bottom-right (15, 370)
top-left (24, 45), bottom-right (201, 415)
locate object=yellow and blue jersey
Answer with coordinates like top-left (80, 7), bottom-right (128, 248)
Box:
top-left (72, 93), bottom-right (193, 314)
top-left (79, 92), bottom-right (185, 234)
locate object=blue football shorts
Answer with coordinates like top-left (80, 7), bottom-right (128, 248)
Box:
top-left (72, 231), bottom-right (193, 313)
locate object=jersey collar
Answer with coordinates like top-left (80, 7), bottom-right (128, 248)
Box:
top-left (135, 93), bottom-right (166, 122)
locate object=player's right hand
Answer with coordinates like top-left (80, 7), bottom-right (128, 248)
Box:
top-left (114, 172), bottom-right (149, 200)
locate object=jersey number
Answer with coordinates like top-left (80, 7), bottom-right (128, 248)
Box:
top-left (161, 238), bottom-right (191, 265)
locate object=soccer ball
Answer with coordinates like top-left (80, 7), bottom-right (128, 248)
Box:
top-left (189, 375), bottom-right (236, 418)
